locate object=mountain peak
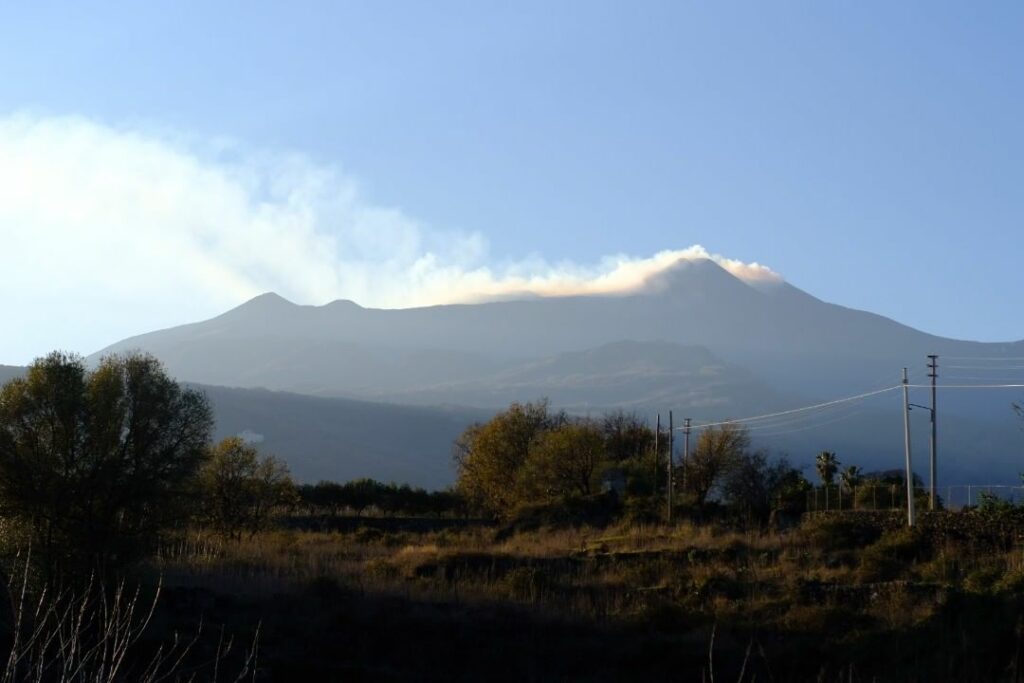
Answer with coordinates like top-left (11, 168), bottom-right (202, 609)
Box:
top-left (640, 257), bottom-right (758, 296)
top-left (245, 292), bottom-right (295, 307)
top-left (215, 292), bottom-right (298, 322)
top-left (325, 298), bottom-right (364, 310)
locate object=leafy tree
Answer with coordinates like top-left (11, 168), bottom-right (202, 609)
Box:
top-left (0, 351), bottom-right (213, 579)
top-left (298, 478), bottom-right (466, 518)
top-left (200, 437), bottom-right (295, 539)
top-left (427, 489), bottom-right (466, 517)
top-left (773, 465), bottom-right (814, 512)
top-left (453, 400), bottom-right (563, 516)
top-left (683, 423), bottom-right (750, 505)
top-left (599, 412), bottom-right (668, 498)
top-left (721, 451), bottom-right (808, 524)
top-left (815, 451), bottom-right (840, 486)
top-left (342, 478), bottom-right (386, 516)
top-left (853, 470), bottom-right (926, 510)
top-left (303, 480), bottom-right (346, 516)
top-left (602, 411), bottom-right (655, 463)
top-left (519, 421), bottom-right (607, 500)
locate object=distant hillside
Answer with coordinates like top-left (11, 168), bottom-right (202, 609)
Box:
top-left (0, 365), bottom-right (484, 488)
top-left (385, 340), bottom-right (786, 416)
top-left (198, 384), bottom-right (487, 488)
top-left (0, 366), bottom-right (22, 385)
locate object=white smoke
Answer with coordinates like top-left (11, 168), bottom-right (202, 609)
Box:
top-left (0, 112), bottom-right (781, 363)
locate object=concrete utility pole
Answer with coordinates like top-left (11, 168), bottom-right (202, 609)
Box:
top-left (902, 368), bottom-right (916, 527)
top-left (683, 418), bottom-right (691, 495)
top-left (927, 355), bottom-right (938, 511)
top-left (654, 414), bottom-right (660, 501)
top-left (667, 411), bottom-right (674, 522)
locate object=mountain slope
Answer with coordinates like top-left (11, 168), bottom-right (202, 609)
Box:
top-left (0, 366), bottom-right (23, 385)
top-left (0, 364), bottom-right (482, 488)
top-left (91, 258), bottom-right (1023, 399)
top-left (385, 340), bottom-right (786, 416)
top-left (199, 385), bottom-right (484, 488)
top-left (85, 257), bottom-right (1024, 483)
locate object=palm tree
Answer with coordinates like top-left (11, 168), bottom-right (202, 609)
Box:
top-left (840, 465), bottom-right (863, 491)
top-left (815, 451), bottom-right (840, 486)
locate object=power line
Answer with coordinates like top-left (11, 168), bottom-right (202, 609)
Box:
top-left (943, 376), bottom-right (1024, 382)
top-left (679, 383), bottom-right (1021, 432)
top-left (748, 408), bottom-right (868, 438)
top-left (740, 398), bottom-right (868, 432)
top-left (737, 395), bottom-right (872, 432)
top-left (683, 385), bottom-right (901, 430)
top-left (907, 383), bottom-right (1024, 389)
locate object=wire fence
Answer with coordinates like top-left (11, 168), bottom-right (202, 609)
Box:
top-left (804, 484), bottom-right (1024, 512)
top-left (943, 485), bottom-right (1024, 510)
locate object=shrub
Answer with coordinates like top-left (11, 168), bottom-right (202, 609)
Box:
top-left (964, 565), bottom-right (1005, 594)
top-left (801, 515), bottom-right (886, 552)
top-left (857, 529), bottom-right (930, 583)
top-left (503, 566), bottom-right (548, 601)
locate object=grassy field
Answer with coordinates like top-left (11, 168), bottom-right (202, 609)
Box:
top-left (138, 510), bottom-right (1024, 681)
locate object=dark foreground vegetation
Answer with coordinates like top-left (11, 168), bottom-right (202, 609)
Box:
top-left (1, 354), bottom-right (1024, 680)
top-left (143, 506), bottom-right (1024, 682)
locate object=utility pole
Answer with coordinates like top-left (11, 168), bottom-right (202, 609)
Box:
top-left (683, 418), bottom-right (691, 495)
top-left (654, 414), bottom-right (660, 502)
top-left (902, 368), bottom-right (916, 527)
top-left (927, 354), bottom-right (938, 511)
top-left (667, 411), bottom-right (674, 522)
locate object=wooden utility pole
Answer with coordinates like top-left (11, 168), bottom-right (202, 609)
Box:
top-left (902, 368), bottom-right (916, 527)
top-left (927, 354), bottom-right (938, 511)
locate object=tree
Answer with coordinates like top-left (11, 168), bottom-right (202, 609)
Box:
top-left (721, 451), bottom-right (809, 525)
top-left (815, 451), bottom-right (840, 486)
top-left (518, 421), bottom-right (607, 501)
top-left (453, 400), bottom-right (563, 516)
top-left (303, 480), bottom-right (346, 516)
top-left (683, 423), bottom-right (750, 505)
top-left (602, 411), bottom-right (655, 463)
top-left (341, 478), bottom-right (386, 516)
top-left (840, 465), bottom-right (863, 491)
top-left (0, 351), bottom-right (213, 579)
top-left (200, 437), bottom-right (296, 539)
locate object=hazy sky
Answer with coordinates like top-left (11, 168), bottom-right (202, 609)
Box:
top-left (1, 1), bottom-right (1022, 363)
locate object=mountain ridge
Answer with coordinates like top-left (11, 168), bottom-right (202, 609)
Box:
top-left (79, 256), bottom-right (1024, 484)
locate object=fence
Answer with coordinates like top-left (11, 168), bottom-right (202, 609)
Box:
top-left (943, 485), bottom-right (1024, 510)
top-left (805, 484), bottom-right (1024, 512)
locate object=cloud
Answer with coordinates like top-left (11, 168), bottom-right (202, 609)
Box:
top-left (0, 112), bottom-right (781, 363)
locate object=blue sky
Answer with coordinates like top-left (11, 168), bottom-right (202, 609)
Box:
top-left (1, 1), bottom-right (1022, 362)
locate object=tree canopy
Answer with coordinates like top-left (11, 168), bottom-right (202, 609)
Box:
top-left (518, 422), bottom-right (606, 500)
top-left (453, 400), bottom-right (565, 515)
top-left (815, 451), bottom-right (840, 486)
top-left (200, 436), bottom-right (296, 539)
top-left (683, 423), bottom-right (750, 505)
top-left (0, 351), bottom-right (213, 578)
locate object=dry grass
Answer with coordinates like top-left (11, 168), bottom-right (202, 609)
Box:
top-left (150, 515), bottom-right (1011, 629)
top-left (138, 514), bottom-right (1024, 681)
